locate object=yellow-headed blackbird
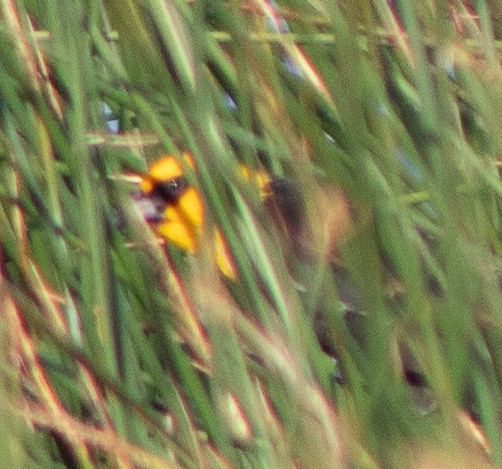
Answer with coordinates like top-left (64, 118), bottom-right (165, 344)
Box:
top-left (137, 154), bottom-right (285, 280)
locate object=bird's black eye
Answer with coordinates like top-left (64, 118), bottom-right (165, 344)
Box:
top-left (151, 176), bottom-right (189, 204)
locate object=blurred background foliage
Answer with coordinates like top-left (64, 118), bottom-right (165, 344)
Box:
top-left (0, 0), bottom-right (502, 467)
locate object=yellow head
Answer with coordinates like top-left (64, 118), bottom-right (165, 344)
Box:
top-left (139, 154), bottom-right (237, 279)
top-left (140, 154), bottom-right (202, 253)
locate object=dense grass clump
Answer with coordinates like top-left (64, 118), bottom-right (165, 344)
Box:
top-left (0, 1), bottom-right (502, 467)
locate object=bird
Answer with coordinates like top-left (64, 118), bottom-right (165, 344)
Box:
top-left (136, 153), bottom-right (308, 281)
